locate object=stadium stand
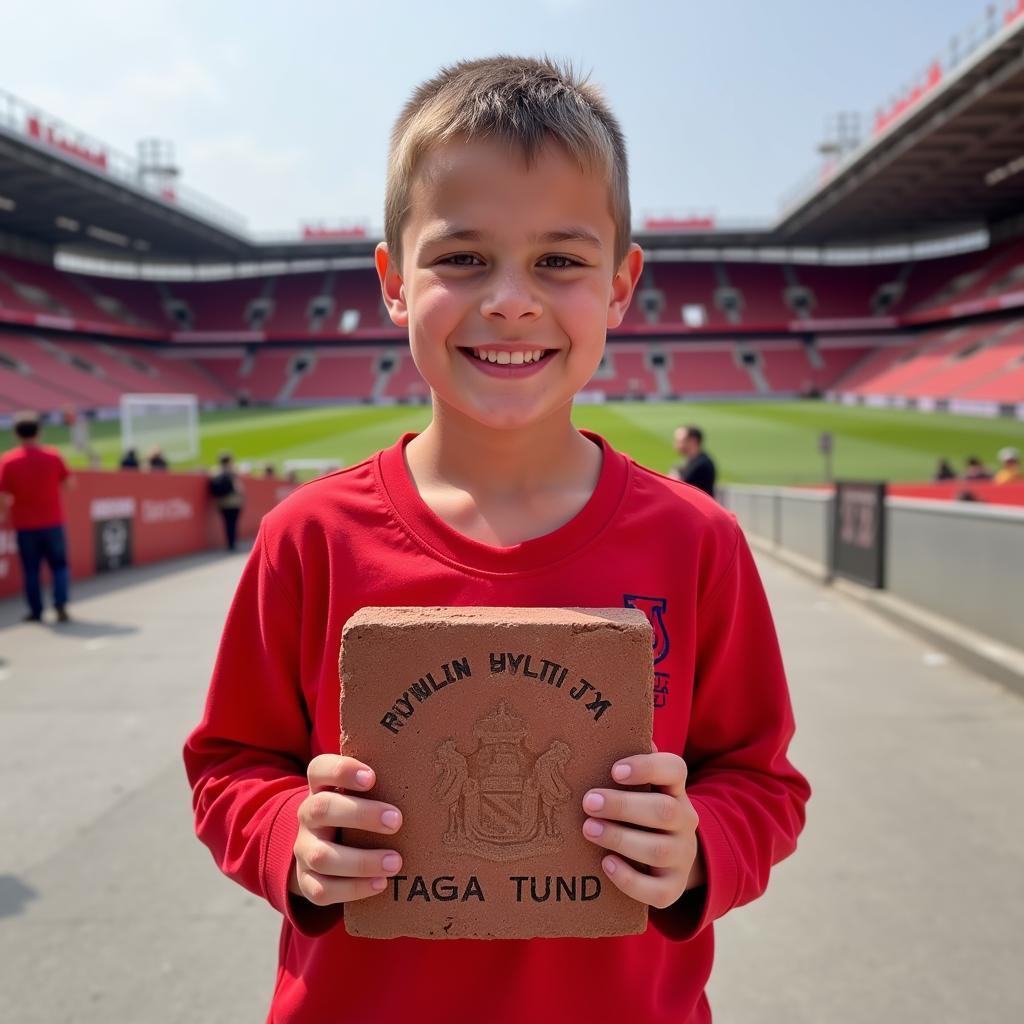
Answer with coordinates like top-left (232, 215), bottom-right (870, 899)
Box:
top-left (0, 335), bottom-right (124, 406)
top-left (196, 350), bottom-right (298, 403)
top-left (381, 350), bottom-right (431, 402)
top-left (166, 279), bottom-right (268, 331)
top-left (587, 347), bottom-right (658, 397)
top-left (787, 264), bottom-right (902, 319)
top-left (83, 276), bottom-right (168, 330)
top-left (663, 343), bottom-right (758, 396)
top-left (263, 272), bottom-right (326, 334)
top-left (0, 255), bottom-right (123, 325)
top-left (648, 263), bottom-right (724, 327)
top-left (1, 236), bottom-right (1023, 415)
top-left (326, 268), bottom-right (388, 333)
top-left (720, 263), bottom-right (791, 324)
top-left (911, 319), bottom-right (1024, 399)
top-left (290, 348), bottom-right (381, 402)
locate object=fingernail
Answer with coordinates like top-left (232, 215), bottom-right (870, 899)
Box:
top-left (583, 792), bottom-right (604, 812)
top-left (371, 877), bottom-right (387, 891)
top-left (381, 810), bottom-right (401, 829)
top-left (584, 819), bottom-right (604, 838)
top-left (603, 857), bottom-right (617, 875)
top-left (355, 769), bottom-right (373, 787)
top-left (612, 763), bottom-right (632, 782)
top-left (381, 854), bottom-right (402, 872)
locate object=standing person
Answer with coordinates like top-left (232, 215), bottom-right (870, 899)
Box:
top-left (63, 406), bottom-right (95, 463)
top-left (669, 425), bottom-right (717, 498)
top-left (184, 58), bottom-right (809, 1024)
top-left (994, 446), bottom-right (1020, 485)
top-left (209, 452), bottom-right (245, 551)
top-left (963, 455), bottom-right (990, 480)
top-left (0, 411), bottom-right (72, 623)
top-left (146, 447), bottom-right (169, 471)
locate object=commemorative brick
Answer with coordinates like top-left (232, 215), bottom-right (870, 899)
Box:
top-left (340, 606), bottom-right (654, 939)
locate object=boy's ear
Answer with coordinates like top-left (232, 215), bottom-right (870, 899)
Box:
top-left (607, 243), bottom-right (644, 330)
top-left (375, 242), bottom-right (408, 327)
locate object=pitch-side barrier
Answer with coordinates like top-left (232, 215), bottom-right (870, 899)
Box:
top-left (719, 482), bottom-right (1024, 694)
top-left (0, 470), bottom-right (294, 601)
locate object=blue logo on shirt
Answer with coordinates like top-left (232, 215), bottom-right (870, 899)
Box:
top-left (623, 595), bottom-right (671, 710)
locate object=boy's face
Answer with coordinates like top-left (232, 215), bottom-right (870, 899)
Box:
top-left (377, 138), bottom-right (643, 431)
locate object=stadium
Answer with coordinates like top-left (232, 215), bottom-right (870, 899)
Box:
top-left (1, 4), bottom-right (1023, 1023)
top-left (2, 14), bottom-right (1024, 479)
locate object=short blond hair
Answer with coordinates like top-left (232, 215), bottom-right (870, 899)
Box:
top-left (385, 55), bottom-right (631, 267)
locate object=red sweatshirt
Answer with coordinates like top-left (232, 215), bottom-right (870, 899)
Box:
top-left (184, 430), bottom-right (809, 1024)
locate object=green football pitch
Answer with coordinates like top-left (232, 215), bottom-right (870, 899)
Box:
top-left (24, 400), bottom-right (1024, 485)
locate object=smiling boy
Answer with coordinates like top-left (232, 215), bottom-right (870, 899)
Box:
top-left (185, 56), bottom-right (809, 1024)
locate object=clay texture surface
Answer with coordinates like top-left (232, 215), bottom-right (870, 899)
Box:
top-left (340, 606), bottom-right (654, 939)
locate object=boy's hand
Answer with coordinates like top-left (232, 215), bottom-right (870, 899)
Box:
top-left (581, 748), bottom-right (705, 909)
top-left (289, 754), bottom-right (404, 906)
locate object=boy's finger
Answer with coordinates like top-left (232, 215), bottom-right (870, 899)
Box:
top-left (299, 837), bottom-right (403, 880)
top-left (582, 817), bottom-right (683, 869)
top-left (297, 869), bottom-right (393, 907)
top-left (300, 791), bottom-right (403, 834)
top-left (609, 752), bottom-right (687, 797)
top-left (307, 754), bottom-right (376, 794)
top-left (582, 788), bottom-right (691, 832)
top-left (598, 856), bottom-right (686, 910)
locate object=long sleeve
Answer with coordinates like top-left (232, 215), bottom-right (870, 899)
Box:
top-left (653, 525), bottom-right (810, 940)
top-left (183, 526), bottom-right (341, 935)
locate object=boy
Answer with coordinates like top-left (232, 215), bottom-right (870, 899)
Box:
top-left (185, 56), bottom-right (809, 1024)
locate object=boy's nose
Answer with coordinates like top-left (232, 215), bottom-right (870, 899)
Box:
top-left (480, 272), bottom-right (542, 321)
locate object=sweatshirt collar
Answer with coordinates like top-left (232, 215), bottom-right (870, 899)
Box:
top-left (376, 429), bottom-right (629, 575)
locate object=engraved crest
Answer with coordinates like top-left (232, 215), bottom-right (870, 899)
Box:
top-left (432, 701), bottom-right (573, 862)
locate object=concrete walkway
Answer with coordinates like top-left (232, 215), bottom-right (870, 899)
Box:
top-left (1, 547), bottom-right (1021, 1023)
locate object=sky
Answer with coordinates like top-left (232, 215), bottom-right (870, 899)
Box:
top-left (3, 0), bottom-right (995, 238)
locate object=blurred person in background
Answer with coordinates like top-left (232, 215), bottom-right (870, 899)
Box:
top-left (119, 448), bottom-right (140, 470)
top-left (933, 457), bottom-right (956, 481)
top-left (0, 411), bottom-right (72, 623)
top-left (209, 452), bottom-right (245, 551)
top-left (994, 447), bottom-right (1020, 485)
top-left (63, 406), bottom-right (95, 463)
top-left (263, 463), bottom-right (276, 479)
top-left (669, 424), bottom-right (717, 498)
top-left (147, 447), bottom-right (169, 471)
top-left (963, 455), bottom-right (991, 480)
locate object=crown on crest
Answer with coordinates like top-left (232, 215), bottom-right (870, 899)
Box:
top-left (474, 700), bottom-right (527, 744)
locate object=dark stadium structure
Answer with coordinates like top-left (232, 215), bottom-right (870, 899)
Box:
top-left (1, 5), bottom-right (1023, 420)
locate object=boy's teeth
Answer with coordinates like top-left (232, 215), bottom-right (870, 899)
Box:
top-left (470, 348), bottom-right (547, 365)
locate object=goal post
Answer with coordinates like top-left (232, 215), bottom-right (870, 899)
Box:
top-left (119, 393), bottom-right (199, 463)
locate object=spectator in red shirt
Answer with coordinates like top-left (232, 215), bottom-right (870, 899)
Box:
top-left (0, 411), bottom-right (72, 623)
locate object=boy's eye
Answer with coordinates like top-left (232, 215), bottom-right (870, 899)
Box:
top-left (441, 253), bottom-right (483, 267)
top-left (537, 255), bottom-right (581, 269)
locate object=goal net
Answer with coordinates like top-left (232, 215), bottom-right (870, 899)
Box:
top-left (119, 394), bottom-right (199, 463)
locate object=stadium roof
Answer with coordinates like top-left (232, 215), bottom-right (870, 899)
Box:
top-left (1, 11), bottom-right (1023, 267)
top-left (773, 10), bottom-right (1024, 246)
top-left (0, 90), bottom-right (251, 261)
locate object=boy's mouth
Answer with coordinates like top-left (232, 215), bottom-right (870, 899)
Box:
top-left (459, 347), bottom-right (557, 366)
top-left (457, 346), bottom-right (558, 378)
